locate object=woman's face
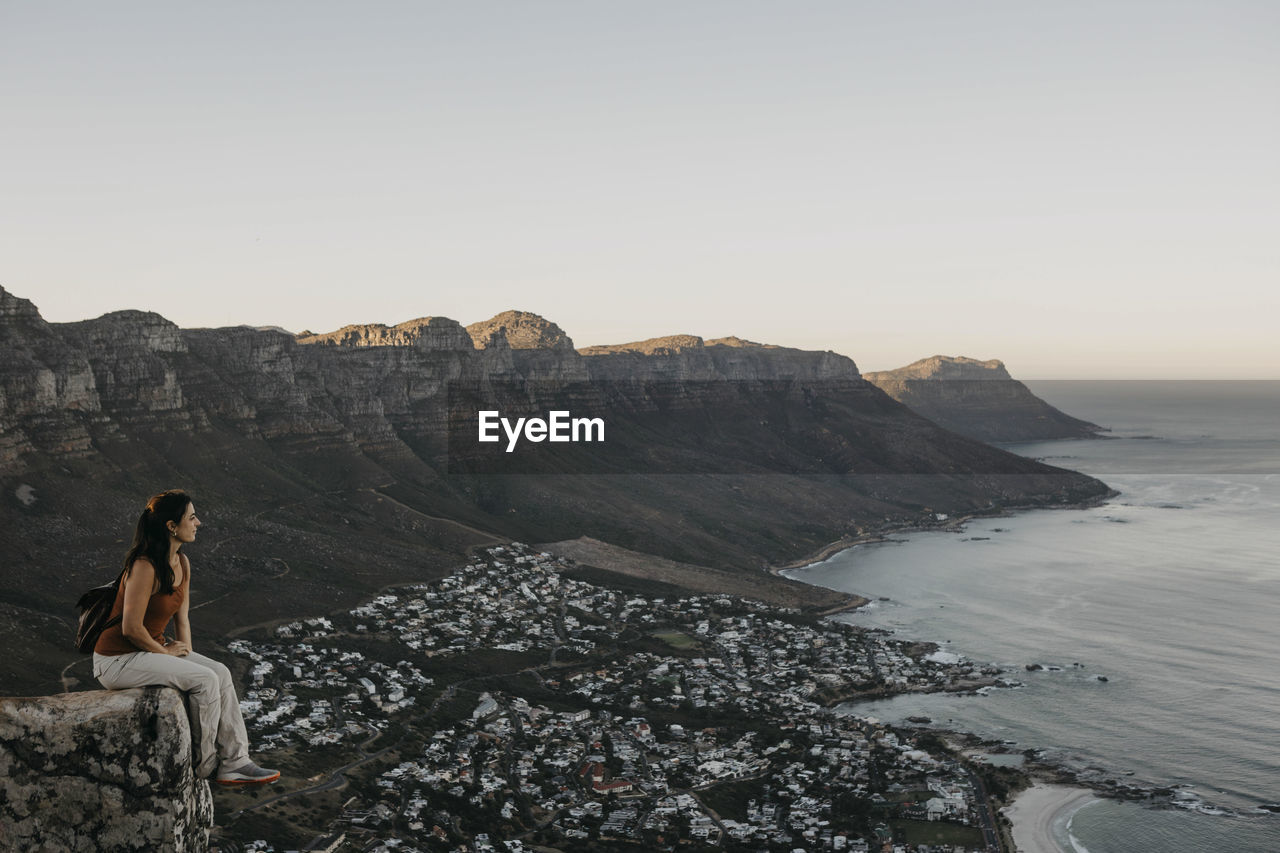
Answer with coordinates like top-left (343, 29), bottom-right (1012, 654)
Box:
top-left (170, 503), bottom-right (201, 543)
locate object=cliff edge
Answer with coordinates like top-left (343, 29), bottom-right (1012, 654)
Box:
top-left (0, 686), bottom-right (213, 852)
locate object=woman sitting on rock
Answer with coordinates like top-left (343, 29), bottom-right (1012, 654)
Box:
top-left (93, 489), bottom-right (279, 786)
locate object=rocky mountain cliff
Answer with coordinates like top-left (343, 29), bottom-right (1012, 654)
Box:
top-left (864, 355), bottom-right (1105, 443)
top-left (0, 287), bottom-right (1109, 696)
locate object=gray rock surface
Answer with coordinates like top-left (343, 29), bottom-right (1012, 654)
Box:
top-left (57, 312), bottom-right (188, 414)
top-left (0, 287), bottom-right (101, 465)
top-left (0, 686), bottom-right (213, 852)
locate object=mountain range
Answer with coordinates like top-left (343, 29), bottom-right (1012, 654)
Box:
top-left (0, 289), bottom-right (1109, 696)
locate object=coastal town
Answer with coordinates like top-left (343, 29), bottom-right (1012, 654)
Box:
top-left (216, 544), bottom-right (1021, 853)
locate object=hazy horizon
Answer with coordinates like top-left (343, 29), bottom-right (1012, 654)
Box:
top-left (3, 2), bottom-right (1277, 379)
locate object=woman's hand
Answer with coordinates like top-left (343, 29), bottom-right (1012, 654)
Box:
top-left (165, 640), bottom-right (191, 657)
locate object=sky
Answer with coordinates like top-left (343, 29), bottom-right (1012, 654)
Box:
top-left (2, 1), bottom-right (1277, 378)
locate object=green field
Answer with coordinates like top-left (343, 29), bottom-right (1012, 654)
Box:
top-left (890, 818), bottom-right (985, 847)
top-left (652, 630), bottom-right (698, 649)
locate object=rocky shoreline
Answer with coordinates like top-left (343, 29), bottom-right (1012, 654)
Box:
top-left (776, 493), bottom-right (1276, 852)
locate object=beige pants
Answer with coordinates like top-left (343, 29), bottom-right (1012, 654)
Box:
top-left (93, 649), bottom-right (251, 779)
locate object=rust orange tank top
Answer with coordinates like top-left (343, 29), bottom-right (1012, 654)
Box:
top-left (93, 560), bottom-right (187, 656)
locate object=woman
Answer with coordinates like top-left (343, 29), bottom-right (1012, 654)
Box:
top-left (93, 489), bottom-right (279, 786)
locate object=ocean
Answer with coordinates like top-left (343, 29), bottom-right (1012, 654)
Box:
top-left (784, 381), bottom-right (1280, 852)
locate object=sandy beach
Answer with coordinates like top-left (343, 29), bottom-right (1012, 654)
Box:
top-left (1003, 784), bottom-right (1097, 853)
top-left (768, 511), bottom-right (998, 575)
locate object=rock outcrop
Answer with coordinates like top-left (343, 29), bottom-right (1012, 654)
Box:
top-left (0, 288), bottom-right (101, 465)
top-left (864, 355), bottom-right (1105, 443)
top-left (0, 686), bottom-right (213, 852)
top-left (580, 335), bottom-right (855, 383)
top-left (57, 312), bottom-right (189, 415)
top-left (579, 334), bottom-right (707, 356)
top-left (296, 316), bottom-right (474, 351)
top-left (466, 310), bottom-right (575, 351)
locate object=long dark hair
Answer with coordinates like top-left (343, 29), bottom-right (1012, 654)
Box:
top-left (123, 489), bottom-right (191, 596)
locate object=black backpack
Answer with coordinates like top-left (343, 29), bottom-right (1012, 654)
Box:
top-left (75, 569), bottom-right (126, 654)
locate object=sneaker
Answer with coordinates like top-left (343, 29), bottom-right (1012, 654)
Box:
top-left (215, 761), bottom-right (281, 786)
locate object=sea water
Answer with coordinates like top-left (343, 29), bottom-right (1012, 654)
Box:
top-left (785, 381), bottom-right (1280, 852)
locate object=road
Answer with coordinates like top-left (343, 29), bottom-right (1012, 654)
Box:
top-left (967, 769), bottom-right (1006, 852)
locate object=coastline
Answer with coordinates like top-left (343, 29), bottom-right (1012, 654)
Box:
top-left (769, 514), bottom-right (985, 575)
top-left (769, 534), bottom-right (886, 574)
top-left (770, 492), bottom-right (1118, 576)
top-left (1003, 784), bottom-right (1098, 853)
top-left (782, 492), bottom-right (1140, 850)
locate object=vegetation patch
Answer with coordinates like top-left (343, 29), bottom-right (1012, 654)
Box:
top-left (485, 671), bottom-right (593, 713)
top-left (890, 818), bottom-right (985, 847)
top-left (652, 630), bottom-right (698, 649)
top-left (696, 779), bottom-right (763, 821)
top-left (417, 647), bottom-right (547, 682)
top-left (558, 563), bottom-right (690, 598)
top-left (230, 742), bottom-right (360, 783)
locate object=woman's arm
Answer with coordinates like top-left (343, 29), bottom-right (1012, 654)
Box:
top-left (121, 559), bottom-right (178, 655)
top-left (175, 553), bottom-right (193, 651)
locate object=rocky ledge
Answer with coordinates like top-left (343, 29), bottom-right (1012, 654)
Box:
top-left (0, 686), bottom-right (213, 852)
